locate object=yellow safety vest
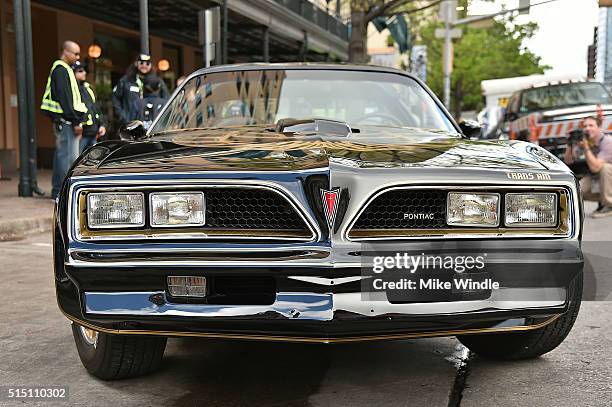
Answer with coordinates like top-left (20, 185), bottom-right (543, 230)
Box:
top-left (82, 82), bottom-right (99, 126)
top-left (40, 60), bottom-right (87, 116)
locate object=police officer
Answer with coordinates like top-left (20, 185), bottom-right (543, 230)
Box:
top-left (112, 53), bottom-right (169, 126)
top-left (72, 61), bottom-right (106, 152)
top-left (139, 75), bottom-right (168, 129)
top-left (40, 40), bottom-right (87, 199)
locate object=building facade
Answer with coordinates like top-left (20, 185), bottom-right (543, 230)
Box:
top-left (596, 6), bottom-right (612, 88)
top-left (0, 0), bottom-right (348, 174)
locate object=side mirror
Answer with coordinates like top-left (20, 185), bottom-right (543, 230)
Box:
top-left (459, 119), bottom-right (482, 139)
top-left (119, 120), bottom-right (146, 141)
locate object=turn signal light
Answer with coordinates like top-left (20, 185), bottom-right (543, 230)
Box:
top-left (167, 276), bottom-right (207, 297)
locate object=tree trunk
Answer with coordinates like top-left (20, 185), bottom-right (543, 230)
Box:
top-left (349, 7), bottom-right (368, 63)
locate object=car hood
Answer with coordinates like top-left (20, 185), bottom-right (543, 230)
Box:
top-left (73, 125), bottom-right (550, 175)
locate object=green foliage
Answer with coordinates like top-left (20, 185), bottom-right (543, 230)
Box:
top-left (419, 15), bottom-right (549, 115)
top-left (386, 34), bottom-right (395, 47)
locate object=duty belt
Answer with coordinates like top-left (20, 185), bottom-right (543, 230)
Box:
top-left (55, 117), bottom-right (73, 125)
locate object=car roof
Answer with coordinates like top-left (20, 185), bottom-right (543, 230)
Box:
top-left (190, 62), bottom-right (418, 79)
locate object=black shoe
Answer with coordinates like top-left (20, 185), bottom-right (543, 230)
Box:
top-left (591, 206), bottom-right (612, 218)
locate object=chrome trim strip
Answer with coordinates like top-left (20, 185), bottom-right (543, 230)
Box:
top-left (65, 259), bottom-right (360, 268)
top-left (343, 183), bottom-right (577, 242)
top-left (82, 289), bottom-right (566, 318)
top-left (62, 309), bottom-right (561, 344)
top-left (68, 179), bottom-right (321, 244)
top-left (70, 168), bottom-right (328, 179)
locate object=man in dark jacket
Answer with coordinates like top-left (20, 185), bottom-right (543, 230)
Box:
top-left (40, 40), bottom-right (87, 199)
top-left (140, 75), bottom-right (168, 129)
top-left (112, 53), bottom-right (169, 125)
top-left (73, 61), bottom-right (106, 152)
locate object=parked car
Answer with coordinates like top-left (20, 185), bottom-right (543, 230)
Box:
top-left (54, 64), bottom-right (583, 380)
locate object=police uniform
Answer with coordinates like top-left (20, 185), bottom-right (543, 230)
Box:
top-left (112, 53), bottom-right (169, 125)
top-left (72, 61), bottom-right (105, 152)
top-left (40, 58), bottom-right (87, 199)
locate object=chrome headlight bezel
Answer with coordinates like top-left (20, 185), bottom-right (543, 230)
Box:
top-left (446, 192), bottom-right (501, 227)
top-left (86, 192), bottom-right (145, 229)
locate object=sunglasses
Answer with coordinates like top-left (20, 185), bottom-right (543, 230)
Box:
top-left (137, 60), bottom-right (151, 66)
top-left (75, 69), bottom-right (86, 73)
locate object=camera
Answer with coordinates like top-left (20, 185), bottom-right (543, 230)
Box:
top-left (568, 128), bottom-right (587, 144)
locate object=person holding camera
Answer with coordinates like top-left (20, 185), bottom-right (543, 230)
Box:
top-left (564, 116), bottom-right (612, 217)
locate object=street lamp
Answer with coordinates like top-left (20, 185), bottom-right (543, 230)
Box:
top-left (88, 43), bottom-right (102, 59)
top-left (157, 59), bottom-right (170, 72)
top-left (87, 43), bottom-right (102, 84)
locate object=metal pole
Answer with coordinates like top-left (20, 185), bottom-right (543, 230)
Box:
top-left (222, 0), bottom-right (228, 64)
top-left (300, 30), bottom-right (308, 61)
top-left (263, 26), bottom-right (269, 62)
top-left (139, 0), bottom-right (149, 54)
top-left (13, 0), bottom-right (31, 196)
top-left (23, 0), bottom-right (42, 195)
top-left (443, 17), bottom-right (451, 108)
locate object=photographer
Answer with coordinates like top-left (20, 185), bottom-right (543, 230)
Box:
top-left (564, 116), bottom-right (612, 217)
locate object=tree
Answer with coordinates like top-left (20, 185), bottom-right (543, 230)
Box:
top-left (349, 0), bottom-right (442, 62)
top-left (419, 15), bottom-right (550, 118)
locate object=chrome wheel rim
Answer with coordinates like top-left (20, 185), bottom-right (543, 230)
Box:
top-left (79, 325), bottom-right (99, 348)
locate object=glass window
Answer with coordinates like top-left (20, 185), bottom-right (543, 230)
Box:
top-left (150, 69), bottom-right (455, 134)
top-left (519, 82), bottom-right (612, 112)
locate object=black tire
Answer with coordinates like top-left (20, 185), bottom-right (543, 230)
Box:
top-left (71, 324), bottom-right (167, 380)
top-left (457, 273), bottom-right (582, 360)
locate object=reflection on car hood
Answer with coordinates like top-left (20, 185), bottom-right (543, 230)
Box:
top-left (74, 125), bottom-right (549, 175)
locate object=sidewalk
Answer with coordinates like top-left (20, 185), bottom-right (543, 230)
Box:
top-left (0, 170), bottom-right (54, 241)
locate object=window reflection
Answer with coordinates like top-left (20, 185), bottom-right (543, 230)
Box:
top-left (151, 70), bottom-right (454, 134)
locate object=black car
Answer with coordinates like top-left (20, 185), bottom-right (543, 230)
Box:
top-left (54, 64), bottom-right (583, 380)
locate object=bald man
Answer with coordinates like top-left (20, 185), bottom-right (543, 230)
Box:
top-left (41, 40), bottom-right (88, 199)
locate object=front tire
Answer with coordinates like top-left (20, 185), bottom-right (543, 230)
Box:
top-left (71, 324), bottom-right (167, 380)
top-left (457, 273), bottom-right (582, 360)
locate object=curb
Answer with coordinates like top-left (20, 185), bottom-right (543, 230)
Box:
top-left (0, 217), bottom-right (53, 241)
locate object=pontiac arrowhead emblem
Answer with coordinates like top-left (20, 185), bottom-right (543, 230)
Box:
top-left (321, 188), bottom-right (340, 229)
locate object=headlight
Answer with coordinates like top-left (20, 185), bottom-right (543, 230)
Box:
top-left (87, 192), bottom-right (145, 228)
top-left (505, 193), bottom-right (557, 227)
top-left (150, 192), bottom-right (205, 227)
top-left (447, 192), bottom-right (500, 227)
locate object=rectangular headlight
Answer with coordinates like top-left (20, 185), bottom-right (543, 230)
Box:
top-left (87, 192), bottom-right (145, 229)
top-left (447, 192), bottom-right (500, 227)
top-left (150, 192), bottom-right (205, 227)
top-left (505, 193), bottom-right (557, 227)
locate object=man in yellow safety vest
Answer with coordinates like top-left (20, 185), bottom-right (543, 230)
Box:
top-left (40, 40), bottom-right (87, 199)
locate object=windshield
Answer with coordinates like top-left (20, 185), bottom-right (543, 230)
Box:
top-left (150, 69), bottom-right (455, 134)
top-left (519, 82), bottom-right (612, 112)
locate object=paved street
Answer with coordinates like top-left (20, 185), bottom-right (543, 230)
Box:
top-left (0, 202), bottom-right (610, 406)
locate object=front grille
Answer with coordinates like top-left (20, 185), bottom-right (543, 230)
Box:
top-left (205, 188), bottom-right (307, 230)
top-left (348, 187), bottom-right (571, 240)
top-left (352, 189), bottom-right (447, 230)
top-left (77, 185), bottom-right (315, 241)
